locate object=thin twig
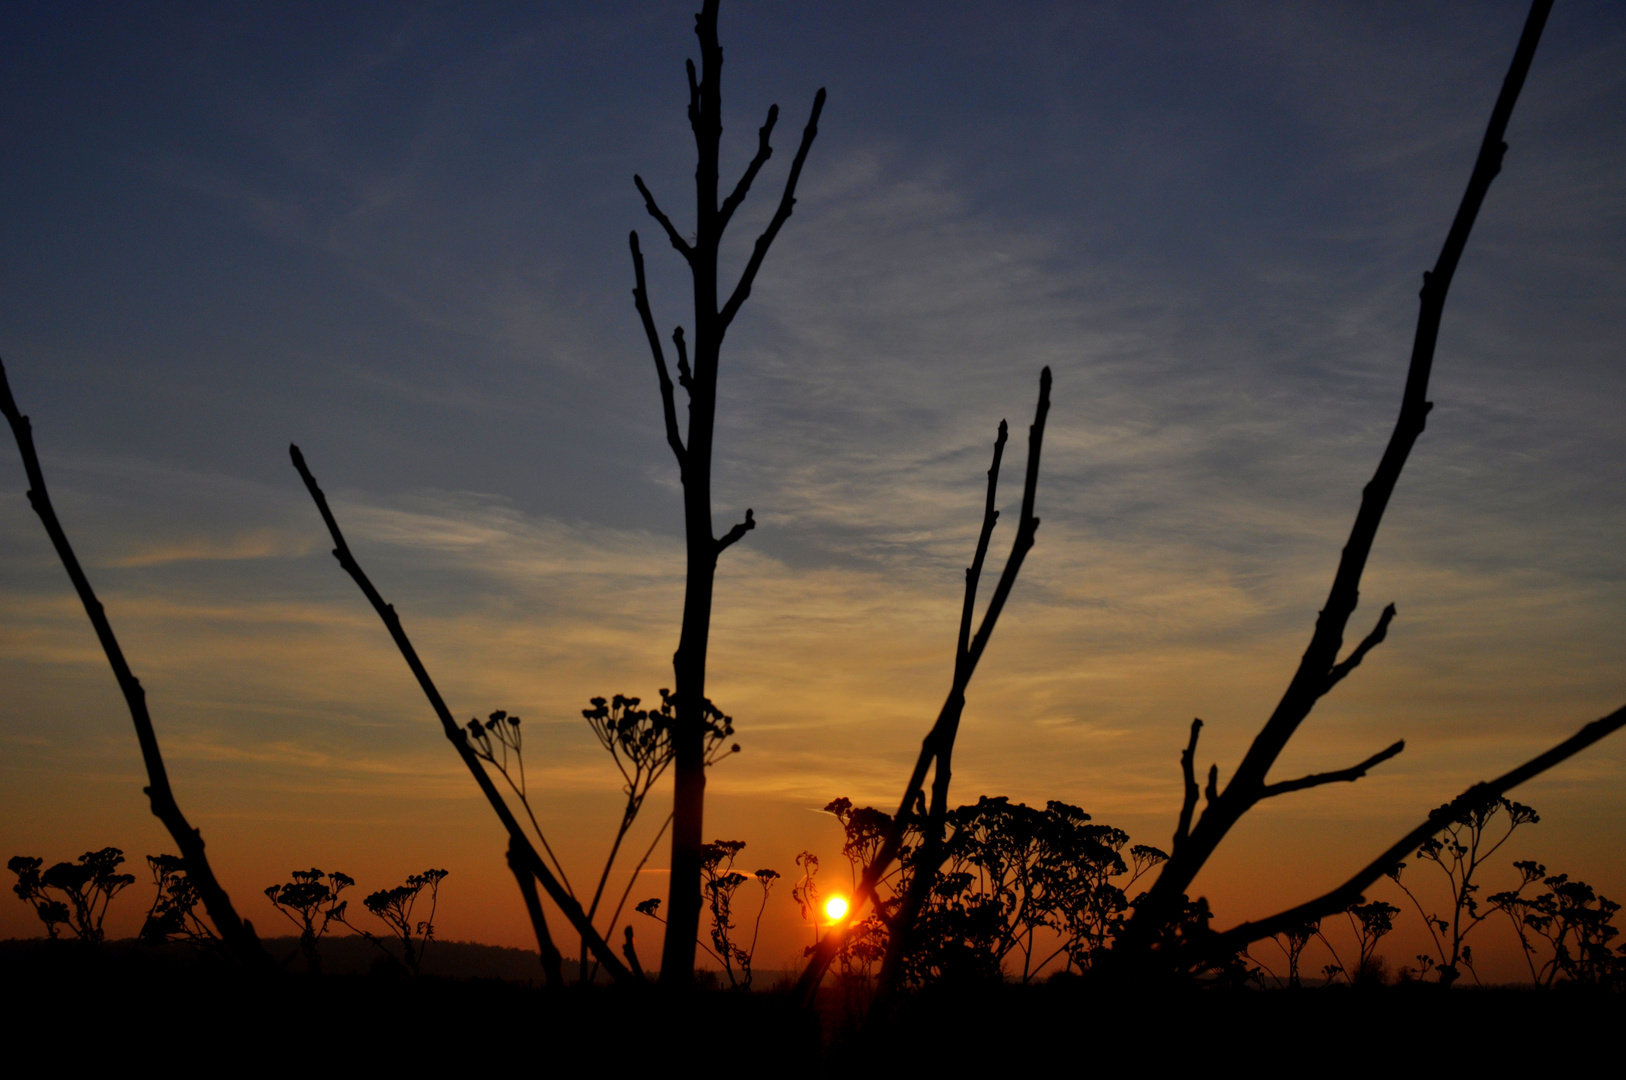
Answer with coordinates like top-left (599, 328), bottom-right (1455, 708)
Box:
top-left (1260, 740), bottom-right (1405, 799)
top-left (1322, 604), bottom-right (1397, 697)
top-left (719, 104), bottom-right (779, 233)
top-left (715, 508), bottom-right (755, 555)
top-left (719, 88), bottom-right (826, 331)
top-left (633, 175), bottom-right (693, 261)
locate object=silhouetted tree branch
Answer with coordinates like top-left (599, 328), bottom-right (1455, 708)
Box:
top-left (1259, 740), bottom-right (1405, 799)
top-left (1174, 719), bottom-right (1203, 850)
top-left (719, 88), bottom-right (825, 332)
top-left (715, 508), bottom-right (755, 554)
top-left (1206, 703), bottom-right (1626, 960)
top-left (634, 175), bottom-right (693, 262)
top-left (1321, 603), bottom-right (1396, 696)
top-left (718, 105), bottom-right (778, 233)
top-left (795, 367), bottom-right (1052, 1004)
top-left (0, 358), bottom-right (267, 969)
top-left (288, 444), bottom-right (633, 984)
top-left (1123, 0), bottom-right (1557, 956)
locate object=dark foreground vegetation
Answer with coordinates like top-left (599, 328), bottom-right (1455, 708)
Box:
top-left (2, 938), bottom-right (1616, 1070)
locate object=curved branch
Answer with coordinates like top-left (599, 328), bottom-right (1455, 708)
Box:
top-left (1, 358), bottom-right (267, 968)
top-left (1261, 740), bottom-right (1405, 799)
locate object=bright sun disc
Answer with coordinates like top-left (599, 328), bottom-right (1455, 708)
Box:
top-left (825, 896), bottom-right (849, 921)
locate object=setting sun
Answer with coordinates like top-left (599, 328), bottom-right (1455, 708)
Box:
top-left (824, 896), bottom-right (849, 922)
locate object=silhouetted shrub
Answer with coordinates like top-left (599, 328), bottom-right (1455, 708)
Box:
top-left (7, 847), bottom-right (134, 944)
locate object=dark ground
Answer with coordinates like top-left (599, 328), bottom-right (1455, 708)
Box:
top-left (1, 938), bottom-right (1616, 1070)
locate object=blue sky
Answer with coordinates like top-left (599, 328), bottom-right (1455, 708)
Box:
top-left (2, 2), bottom-right (1623, 976)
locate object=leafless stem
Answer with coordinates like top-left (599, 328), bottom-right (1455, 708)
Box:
top-left (585, 811), bottom-right (674, 987)
top-left (507, 839), bottom-right (563, 986)
top-left (289, 445), bottom-right (633, 983)
top-left (1, 358), bottom-right (267, 968)
top-left (1128, 0), bottom-right (1555, 941)
top-left (719, 104), bottom-right (779, 233)
top-left (796, 367), bottom-right (1052, 1004)
top-left (719, 88), bottom-right (826, 332)
top-left (715, 508), bottom-right (755, 555)
top-left (633, 175), bottom-right (693, 261)
top-left (1322, 603), bottom-right (1397, 697)
top-left (1260, 740), bottom-right (1405, 799)
top-left (957, 420), bottom-right (1007, 675)
top-left (1174, 719), bottom-right (1203, 849)
top-left (630, 232), bottom-right (687, 468)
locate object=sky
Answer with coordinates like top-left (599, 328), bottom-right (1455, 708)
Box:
top-left (2, 0), bottom-right (1623, 982)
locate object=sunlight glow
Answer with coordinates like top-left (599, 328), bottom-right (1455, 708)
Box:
top-left (825, 896), bottom-right (849, 921)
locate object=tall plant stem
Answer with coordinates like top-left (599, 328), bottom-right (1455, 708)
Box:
top-left (0, 358), bottom-right (267, 968)
top-left (289, 445), bottom-right (632, 984)
top-left (631, 0), bottom-right (825, 985)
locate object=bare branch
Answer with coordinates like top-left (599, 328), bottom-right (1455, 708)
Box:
top-left (719, 87), bottom-right (826, 332)
top-left (289, 444), bottom-right (635, 984)
top-left (1322, 603), bottom-right (1396, 696)
top-left (629, 232), bottom-right (687, 468)
top-left (957, 420), bottom-right (1007, 679)
top-left (1, 357), bottom-right (267, 968)
top-left (506, 839), bottom-right (563, 987)
top-left (715, 508), bottom-right (755, 555)
top-left (1261, 740), bottom-right (1405, 799)
top-left (719, 104), bottom-right (779, 234)
top-left (1174, 719), bottom-right (1203, 849)
top-left (633, 175), bottom-right (693, 261)
top-left (1209, 703), bottom-right (1626, 957)
top-left (1128, 0), bottom-right (1555, 932)
top-left (962, 367), bottom-right (1051, 676)
top-left (796, 367), bottom-right (1052, 1005)
top-left (1204, 764), bottom-right (1219, 808)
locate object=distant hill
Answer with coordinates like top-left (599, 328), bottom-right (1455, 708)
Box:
top-left (0, 935), bottom-right (801, 986)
